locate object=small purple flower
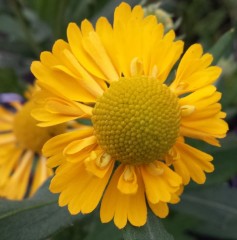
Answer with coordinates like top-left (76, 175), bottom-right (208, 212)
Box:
top-left (0, 93), bottom-right (23, 103)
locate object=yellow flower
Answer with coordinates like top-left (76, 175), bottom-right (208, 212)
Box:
top-left (0, 98), bottom-right (66, 200)
top-left (31, 2), bottom-right (228, 228)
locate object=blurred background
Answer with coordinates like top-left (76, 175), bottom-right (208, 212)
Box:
top-left (0, 0), bottom-right (237, 239)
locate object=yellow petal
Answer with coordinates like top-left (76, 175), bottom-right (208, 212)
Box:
top-left (172, 140), bottom-right (214, 184)
top-left (0, 133), bottom-right (16, 145)
top-left (179, 86), bottom-right (228, 145)
top-left (173, 160), bottom-right (190, 185)
top-left (63, 136), bottom-right (97, 155)
top-left (52, 39), bottom-right (70, 56)
top-left (40, 51), bottom-right (60, 67)
top-left (44, 127), bottom-right (94, 167)
top-left (67, 22), bottom-right (106, 80)
top-left (0, 106), bottom-right (14, 122)
top-left (45, 97), bottom-right (91, 116)
top-left (85, 151), bottom-right (114, 178)
top-left (58, 48), bottom-right (104, 97)
top-left (141, 161), bottom-right (181, 204)
top-left (0, 148), bottom-right (22, 186)
top-left (70, 161), bottom-right (113, 214)
top-left (171, 44), bottom-right (222, 94)
top-left (30, 156), bottom-right (53, 197)
top-left (100, 164), bottom-right (146, 228)
top-left (0, 121), bottom-right (13, 131)
top-left (32, 107), bottom-right (79, 127)
top-left (31, 93), bottom-right (92, 127)
top-left (117, 165), bottom-right (138, 194)
top-left (148, 201), bottom-right (169, 218)
top-left (1, 150), bottom-right (33, 200)
top-left (55, 159), bottom-right (114, 214)
top-left (82, 31), bottom-right (119, 81)
top-left (31, 61), bottom-right (96, 103)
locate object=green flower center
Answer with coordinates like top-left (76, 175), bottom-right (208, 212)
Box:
top-left (92, 77), bottom-right (181, 165)
top-left (13, 101), bottom-right (66, 153)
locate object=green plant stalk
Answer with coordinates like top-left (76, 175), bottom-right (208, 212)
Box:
top-left (55, 0), bottom-right (68, 39)
top-left (9, 0), bottom-right (41, 56)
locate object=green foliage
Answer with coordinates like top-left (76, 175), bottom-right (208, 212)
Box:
top-left (209, 29), bottom-right (235, 65)
top-left (205, 134), bottom-right (237, 185)
top-left (163, 214), bottom-right (199, 240)
top-left (173, 184), bottom-right (237, 239)
top-left (0, 181), bottom-right (82, 240)
top-left (123, 208), bottom-right (174, 240)
top-left (0, 68), bottom-right (24, 93)
top-left (84, 220), bottom-right (122, 240)
top-left (24, 0), bottom-right (111, 39)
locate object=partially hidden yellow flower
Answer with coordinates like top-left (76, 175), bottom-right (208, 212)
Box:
top-left (0, 90), bottom-right (66, 200)
top-left (30, 2), bottom-right (228, 228)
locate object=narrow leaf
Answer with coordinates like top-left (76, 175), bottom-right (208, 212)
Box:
top-left (123, 208), bottom-right (174, 240)
top-left (173, 184), bottom-right (237, 239)
top-left (0, 180), bottom-right (82, 240)
top-left (173, 184), bottom-right (237, 225)
top-left (84, 221), bottom-right (122, 240)
top-left (163, 214), bottom-right (199, 240)
top-left (195, 219), bottom-right (237, 239)
top-left (209, 28), bottom-right (235, 65)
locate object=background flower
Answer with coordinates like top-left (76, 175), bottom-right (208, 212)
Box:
top-left (0, 85), bottom-right (68, 199)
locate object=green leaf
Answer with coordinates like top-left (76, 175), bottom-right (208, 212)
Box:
top-left (220, 68), bottom-right (237, 109)
top-left (209, 28), bottom-right (235, 65)
top-left (0, 14), bottom-right (24, 40)
top-left (122, 208), bottom-right (174, 240)
top-left (51, 209), bottom-right (122, 240)
top-left (174, 184), bottom-right (237, 225)
top-left (0, 180), bottom-right (82, 240)
top-left (25, 0), bottom-right (112, 39)
top-left (84, 220), bottom-right (122, 240)
top-left (204, 134), bottom-right (237, 185)
top-left (163, 214), bottom-right (199, 240)
top-left (195, 218), bottom-right (237, 239)
top-left (173, 184), bottom-right (237, 239)
top-left (0, 68), bottom-right (24, 94)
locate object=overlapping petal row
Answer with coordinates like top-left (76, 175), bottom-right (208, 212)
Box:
top-left (44, 127), bottom-right (182, 228)
top-left (31, 2), bottom-right (228, 228)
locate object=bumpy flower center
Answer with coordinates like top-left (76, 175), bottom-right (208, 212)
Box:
top-left (92, 77), bottom-right (181, 165)
top-left (13, 101), bottom-right (66, 153)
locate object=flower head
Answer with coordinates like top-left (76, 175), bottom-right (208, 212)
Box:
top-left (31, 2), bottom-right (228, 228)
top-left (0, 94), bottom-right (66, 200)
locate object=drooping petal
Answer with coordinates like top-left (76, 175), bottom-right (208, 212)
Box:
top-left (85, 151), bottom-right (113, 178)
top-left (148, 201), bottom-right (169, 218)
top-left (166, 138), bottom-right (214, 184)
top-left (30, 156), bottom-right (53, 197)
top-left (140, 161), bottom-right (182, 204)
top-left (0, 150), bottom-right (34, 200)
top-left (100, 164), bottom-right (147, 229)
top-left (50, 158), bottom-right (114, 215)
top-left (0, 147), bottom-right (22, 186)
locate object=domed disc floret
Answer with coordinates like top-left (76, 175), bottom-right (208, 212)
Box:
top-left (92, 77), bottom-right (181, 165)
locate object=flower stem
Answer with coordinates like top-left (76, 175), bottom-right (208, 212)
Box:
top-left (9, 0), bottom-right (41, 57)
